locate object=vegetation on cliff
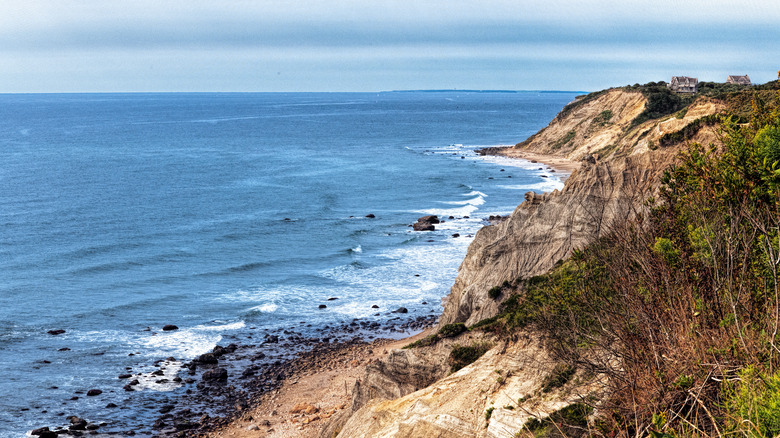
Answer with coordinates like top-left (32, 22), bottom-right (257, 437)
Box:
top-left (476, 91), bottom-right (780, 437)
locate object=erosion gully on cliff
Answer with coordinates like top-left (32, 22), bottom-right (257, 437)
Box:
top-left (321, 84), bottom-right (738, 438)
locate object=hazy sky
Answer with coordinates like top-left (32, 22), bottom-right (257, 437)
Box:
top-left (2, 0), bottom-right (779, 92)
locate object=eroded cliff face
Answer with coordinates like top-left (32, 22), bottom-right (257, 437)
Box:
top-left (325, 89), bottom-right (726, 438)
top-left (334, 334), bottom-right (604, 438)
top-left (440, 90), bottom-right (725, 327)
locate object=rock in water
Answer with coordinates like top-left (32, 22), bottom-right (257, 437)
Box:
top-left (412, 215), bottom-right (439, 231)
top-left (412, 222), bottom-right (435, 231)
top-left (162, 324), bottom-right (178, 331)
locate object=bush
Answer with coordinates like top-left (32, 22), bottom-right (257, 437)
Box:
top-left (551, 130), bottom-right (576, 150)
top-left (402, 334), bottom-right (438, 349)
top-left (541, 363), bottom-right (576, 392)
top-left (488, 286), bottom-right (501, 299)
top-left (594, 109), bottom-right (614, 126)
top-left (723, 366), bottom-right (780, 437)
top-left (522, 403), bottom-right (593, 437)
top-left (438, 323), bottom-right (467, 338)
top-left (449, 342), bottom-right (493, 372)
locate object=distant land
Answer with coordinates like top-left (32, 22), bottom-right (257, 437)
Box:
top-left (384, 89), bottom-right (588, 94)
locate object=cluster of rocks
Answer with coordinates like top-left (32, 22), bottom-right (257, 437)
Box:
top-left (31, 306), bottom-right (439, 437)
top-left (31, 416), bottom-right (102, 437)
top-left (486, 214), bottom-right (508, 224)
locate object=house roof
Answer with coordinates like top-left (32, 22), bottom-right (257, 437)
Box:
top-left (727, 75), bottom-right (751, 84)
top-left (670, 76), bottom-right (698, 85)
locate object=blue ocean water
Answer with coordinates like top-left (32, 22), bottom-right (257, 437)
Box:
top-left (0, 91), bottom-right (578, 435)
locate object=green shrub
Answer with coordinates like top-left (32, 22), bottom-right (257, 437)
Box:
top-left (594, 109), bottom-right (614, 126)
top-left (488, 286), bottom-right (502, 299)
top-left (402, 334), bottom-right (438, 349)
top-left (468, 315), bottom-right (500, 331)
top-left (630, 84), bottom-right (693, 127)
top-left (449, 342), bottom-right (493, 372)
top-left (652, 237), bottom-right (681, 266)
top-left (485, 407), bottom-right (495, 421)
top-left (438, 323), bottom-right (467, 338)
top-left (723, 366), bottom-right (780, 437)
top-left (523, 403), bottom-right (593, 436)
top-left (551, 130), bottom-right (576, 150)
top-left (541, 363), bottom-right (576, 392)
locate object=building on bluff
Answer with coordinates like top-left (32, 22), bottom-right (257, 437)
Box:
top-left (667, 76), bottom-right (698, 93)
top-left (726, 74), bottom-right (751, 85)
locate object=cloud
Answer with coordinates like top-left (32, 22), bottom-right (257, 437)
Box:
top-left (1, 0), bottom-right (779, 91)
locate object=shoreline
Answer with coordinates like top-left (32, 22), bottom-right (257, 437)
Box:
top-left (476, 145), bottom-right (580, 181)
top-left (207, 147), bottom-right (575, 438)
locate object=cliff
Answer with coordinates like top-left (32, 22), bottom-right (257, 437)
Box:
top-left (324, 88), bottom-right (727, 438)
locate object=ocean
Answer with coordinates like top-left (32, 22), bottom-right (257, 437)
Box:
top-left (0, 91), bottom-right (579, 436)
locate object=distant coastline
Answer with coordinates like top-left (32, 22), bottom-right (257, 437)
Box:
top-left (385, 89), bottom-right (588, 94)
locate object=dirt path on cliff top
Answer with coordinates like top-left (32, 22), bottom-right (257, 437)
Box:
top-left (208, 329), bottom-right (432, 438)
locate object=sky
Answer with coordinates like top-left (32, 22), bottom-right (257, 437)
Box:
top-left (2, 0), bottom-right (779, 92)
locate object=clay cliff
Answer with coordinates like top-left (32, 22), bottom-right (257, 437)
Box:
top-left (323, 88), bottom-right (726, 438)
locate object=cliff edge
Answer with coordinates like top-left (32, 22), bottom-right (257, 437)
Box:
top-left (325, 87), bottom-right (727, 438)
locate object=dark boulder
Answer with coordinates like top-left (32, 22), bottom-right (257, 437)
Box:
top-left (162, 325), bottom-right (178, 331)
top-left (175, 421), bottom-right (198, 430)
top-left (31, 427), bottom-right (53, 436)
top-left (202, 368), bottom-right (228, 382)
top-left (412, 222), bottom-right (435, 231)
top-left (86, 389), bottom-right (102, 396)
top-left (365, 214), bottom-right (375, 218)
top-left (392, 307), bottom-right (409, 314)
top-left (47, 329), bottom-right (65, 336)
top-left (69, 417), bottom-right (87, 430)
top-left (412, 215), bottom-right (439, 231)
top-left (194, 353), bottom-right (218, 365)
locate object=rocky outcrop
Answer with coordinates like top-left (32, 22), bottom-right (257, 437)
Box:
top-left (335, 334), bottom-right (604, 438)
top-left (440, 153), bottom-right (662, 326)
top-left (320, 331), bottom-right (493, 438)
